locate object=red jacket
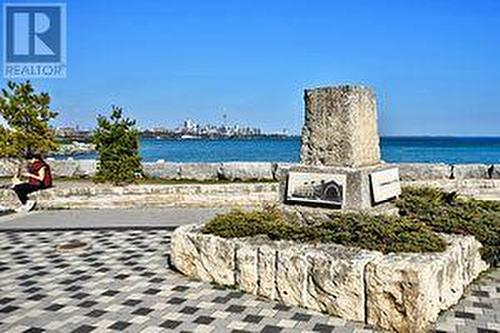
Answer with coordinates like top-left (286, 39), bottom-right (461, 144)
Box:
top-left (29, 160), bottom-right (53, 188)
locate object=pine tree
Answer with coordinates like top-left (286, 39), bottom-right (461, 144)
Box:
top-left (0, 81), bottom-right (58, 158)
top-left (93, 105), bottom-right (142, 184)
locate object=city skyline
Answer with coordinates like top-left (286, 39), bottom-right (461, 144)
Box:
top-left (54, 117), bottom-right (270, 140)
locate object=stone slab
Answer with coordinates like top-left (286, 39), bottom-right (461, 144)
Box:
top-left (75, 159), bottom-right (97, 177)
top-left (234, 239), bottom-right (259, 295)
top-left (220, 162), bottom-right (274, 181)
top-left (397, 163), bottom-right (452, 181)
top-left (0, 182), bottom-right (279, 210)
top-left (452, 164), bottom-right (490, 180)
top-left (46, 159), bottom-right (79, 177)
top-left (142, 162), bottom-right (180, 179)
top-left (179, 163), bottom-right (221, 181)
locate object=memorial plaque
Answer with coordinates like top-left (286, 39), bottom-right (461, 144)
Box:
top-left (286, 172), bottom-right (346, 207)
top-left (370, 168), bottom-right (401, 203)
top-left (281, 85), bottom-right (401, 212)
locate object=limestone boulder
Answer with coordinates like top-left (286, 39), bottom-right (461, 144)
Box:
top-left (453, 234), bottom-right (489, 285)
top-left (179, 163), bottom-right (221, 181)
top-left (273, 163), bottom-right (297, 181)
top-left (303, 244), bottom-right (382, 322)
top-left (171, 224), bottom-right (236, 286)
top-left (49, 159), bottom-right (79, 177)
top-left (75, 160), bottom-right (97, 177)
top-left (220, 162), bottom-right (274, 181)
top-left (234, 240), bottom-right (259, 295)
top-left (142, 162), bottom-right (180, 179)
top-left (256, 242), bottom-right (278, 300)
top-left (170, 224), bottom-right (488, 333)
top-left (365, 235), bottom-right (488, 333)
top-left (397, 163), bottom-right (452, 181)
top-left (0, 158), bottom-right (20, 177)
top-left (452, 164), bottom-right (490, 180)
top-left (274, 242), bottom-right (309, 307)
top-left (490, 165), bottom-right (500, 179)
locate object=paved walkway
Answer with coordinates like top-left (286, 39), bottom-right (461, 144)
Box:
top-left (0, 210), bottom-right (498, 333)
top-left (0, 208), bottom-right (227, 231)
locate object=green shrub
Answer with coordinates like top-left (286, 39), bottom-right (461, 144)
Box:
top-left (202, 206), bottom-right (446, 254)
top-left (203, 187), bottom-right (500, 265)
top-left (317, 214), bottom-right (446, 254)
top-left (202, 207), bottom-right (286, 238)
top-left (0, 81), bottom-right (58, 158)
top-left (397, 187), bottom-right (500, 266)
top-left (92, 106), bottom-right (142, 185)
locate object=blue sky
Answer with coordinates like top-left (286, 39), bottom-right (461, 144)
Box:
top-left (2, 0), bottom-right (500, 135)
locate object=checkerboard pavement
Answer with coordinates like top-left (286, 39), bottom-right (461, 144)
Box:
top-left (0, 229), bottom-right (498, 333)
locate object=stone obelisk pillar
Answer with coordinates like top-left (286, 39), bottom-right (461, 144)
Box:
top-left (300, 86), bottom-right (380, 167)
top-left (282, 85), bottom-right (400, 212)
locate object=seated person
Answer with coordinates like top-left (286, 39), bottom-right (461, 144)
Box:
top-left (11, 153), bottom-right (53, 212)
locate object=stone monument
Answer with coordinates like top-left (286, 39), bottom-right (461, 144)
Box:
top-left (282, 85), bottom-right (401, 212)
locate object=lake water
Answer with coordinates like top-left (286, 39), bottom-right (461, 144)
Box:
top-left (73, 137), bottom-right (500, 164)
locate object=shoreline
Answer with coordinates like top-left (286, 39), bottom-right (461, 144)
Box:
top-left (51, 136), bottom-right (500, 164)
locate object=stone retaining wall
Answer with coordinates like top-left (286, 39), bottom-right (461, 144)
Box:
top-left (0, 183), bottom-right (279, 210)
top-left (1, 158), bottom-right (499, 181)
top-left (404, 179), bottom-right (500, 201)
top-left (171, 225), bottom-right (489, 333)
top-left (2, 159), bottom-right (500, 210)
top-left (1, 178), bottom-right (500, 211)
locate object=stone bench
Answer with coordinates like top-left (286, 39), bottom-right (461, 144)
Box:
top-left (171, 225), bottom-right (489, 332)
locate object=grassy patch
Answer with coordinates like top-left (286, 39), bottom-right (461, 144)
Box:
top-left (202, 187), bottom-right (500, 265)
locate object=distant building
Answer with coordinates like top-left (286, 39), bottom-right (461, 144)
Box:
top-left (56, 118), bottom-right (285, 142)
top-left (54, 126), bottom-right (93, 141)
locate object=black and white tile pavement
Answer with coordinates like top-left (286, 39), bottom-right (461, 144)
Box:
top-left (0, 229), bottom-right (498, 333)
